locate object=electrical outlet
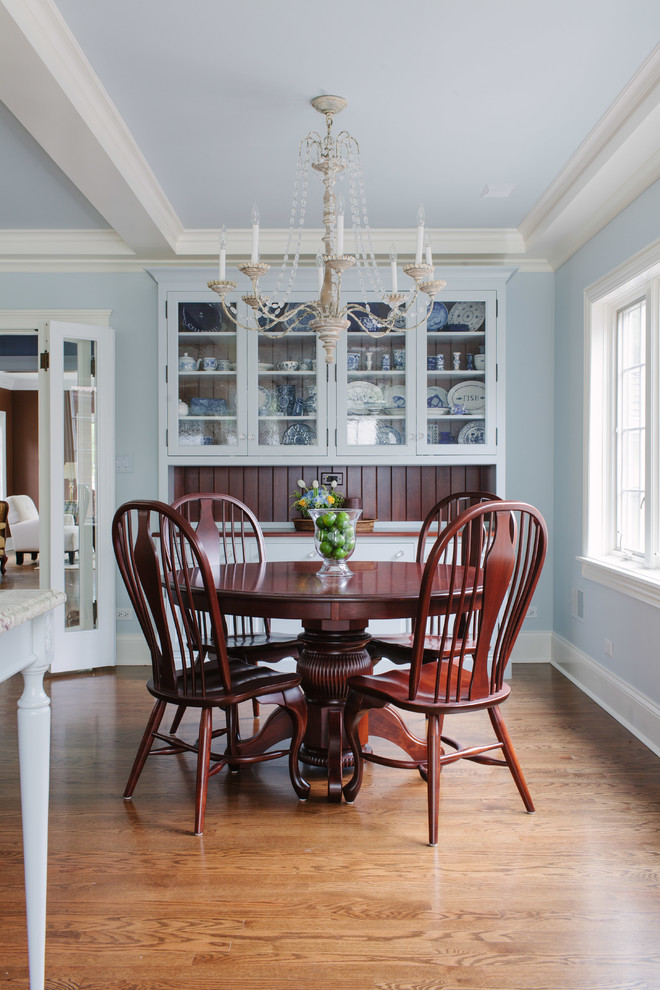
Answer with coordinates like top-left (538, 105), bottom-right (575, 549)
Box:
top-left (116, 608), bottom-right (132, 621)
top-left (321, 472), bottom-right (343, 487)
top-left (604, 638), bottom-right (613, 656)
top-left (526, 605), bottom-right (538, 618)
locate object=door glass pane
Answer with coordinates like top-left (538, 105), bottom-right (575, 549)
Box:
top-left (177, 301), bottom-right (237, 448)
top-left (64, 339), bottom-right (97, 631)
top-left (344, 303), bottom-right (407, 449)
top-left (257, 303), bottom-right (318, 447)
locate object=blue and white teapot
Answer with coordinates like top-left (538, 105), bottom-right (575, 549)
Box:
top-left (179, 352), bottom-right (196, 372)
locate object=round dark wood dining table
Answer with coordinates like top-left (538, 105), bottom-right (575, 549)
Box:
top-left (190, 557), bottom-right (463, 801)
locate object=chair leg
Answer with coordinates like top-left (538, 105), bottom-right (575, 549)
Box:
top-left (170, 704), bottom-right (186, 734)
top-left (194, 708), bottom-right (213, 836)
top-left (341, 692), bottom-right (368, 804)
top-left (15, 552), bottom-right (23, 565)
top-left (426, 714), bottom-right (442, 846)
top-left (124, 699), bottom-right (167, 798)
top-left (0, 553), bottom-right (6, 575)
top-left (281, 687), bottom-right (310, 800)
top-left (488, 706), bottom-right (535, 813)
top-left (251, 698), bottom-right (260, 717)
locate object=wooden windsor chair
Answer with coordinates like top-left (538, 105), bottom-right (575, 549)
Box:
top-left (343, 500), bottom-right (548, 846)
top-left (112, 499), bottom-right (309, 835)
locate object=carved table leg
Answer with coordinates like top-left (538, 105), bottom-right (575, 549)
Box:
top-left (297, 626), bottom-right (371, 802)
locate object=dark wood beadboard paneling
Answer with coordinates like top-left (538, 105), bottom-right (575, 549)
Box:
top-left (171, 464), bottom-right (496, 522)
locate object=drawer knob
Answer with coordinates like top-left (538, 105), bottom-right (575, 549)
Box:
top-left (394, 550), bottom-right (405, 559)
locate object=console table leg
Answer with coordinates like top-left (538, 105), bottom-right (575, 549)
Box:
top-left (17, 645), bottom-right (51, 990)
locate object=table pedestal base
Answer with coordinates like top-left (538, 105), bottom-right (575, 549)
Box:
top-left (297, 626), bottom-right (371, 800)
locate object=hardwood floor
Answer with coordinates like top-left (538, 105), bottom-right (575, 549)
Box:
top-left (1, 663), bottom-right (659, 990)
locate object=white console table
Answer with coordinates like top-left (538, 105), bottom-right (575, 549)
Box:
top-left (0, 589), bottom-right (65, 990)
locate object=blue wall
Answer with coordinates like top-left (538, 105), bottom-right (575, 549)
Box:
top-left (554, 177), bottom-right (660, 704)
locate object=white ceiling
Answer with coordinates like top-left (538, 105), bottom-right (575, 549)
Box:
top-left (1, 0), bottom-right (660, 271)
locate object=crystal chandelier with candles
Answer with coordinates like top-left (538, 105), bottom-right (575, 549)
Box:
top-left (208, 95), bottom-right (445, 364)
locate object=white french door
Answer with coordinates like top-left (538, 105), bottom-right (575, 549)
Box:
top-left (39, 321), bottom-right (116, 672)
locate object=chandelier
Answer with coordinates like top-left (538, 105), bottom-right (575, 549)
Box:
top-left (208, 95), bottom-right (445, 364)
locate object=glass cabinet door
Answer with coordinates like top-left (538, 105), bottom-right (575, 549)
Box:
top-left (336, 303), bottom-right (414, 456)
top-left (168, 294), bottom-right (246, 454)
top-left (420, 291), bottom-right (495, 453)
top-left (248, 303), bottom-right (327, 455)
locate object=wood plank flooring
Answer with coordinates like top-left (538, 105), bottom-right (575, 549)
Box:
top-left (1, 664), bottom-right (659, 990)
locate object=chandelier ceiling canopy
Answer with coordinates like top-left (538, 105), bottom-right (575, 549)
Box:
top-left (208, 96), bottom-right (445, 363)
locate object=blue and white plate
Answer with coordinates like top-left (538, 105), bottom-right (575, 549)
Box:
top-left (458, 420), bottom-right (486, 444)
top-left (282, 422), bottom-right (316, 445)
top-left (347, 381), bottom-right (384, 412)
top-left (383, 385), bottom-right (406, 409)
top-left (257, 386), bottom-right (272, 415)
top-left (447, 380), bottom-right (485, 413)
top-left (181, 303), bottom-right (223, 332)
top-left (427, 302), bottom-right (448, 331)
top-left (284, 305), bottom-right (316, 332)
top-left (448, 301), bottom-right (485, 332)
top-left (427, 386), bottom-right (449, 409)
top-left (376, 425), bottom-right (403, 445)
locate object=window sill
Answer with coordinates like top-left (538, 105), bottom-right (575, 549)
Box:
top-left (579, 555), bottom-right (660, 608)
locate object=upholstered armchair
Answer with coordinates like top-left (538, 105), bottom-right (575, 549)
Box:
top-left (6, 495), bottom-right (80, 565)
top-left (7, 495), bottom-right (40, 565)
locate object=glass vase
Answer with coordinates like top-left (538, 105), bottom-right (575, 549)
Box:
top-left (308, 507), bottom-right (362, 575)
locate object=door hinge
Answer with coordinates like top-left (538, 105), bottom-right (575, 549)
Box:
top-left (165, 300), bottom-right (168, 318)
top-left (166, 429), bottom-right (168, 446)
top-left (496, 427), bottom-right (499, 445)
top-left (90, 355), bottom-right (96, 378)
top-left (39, 350), bottom-right (49, 371)
top-left (496, 298), bottom-right (499, 317)
top-left (165, 365), bottom-right (168, 383)
top-left (495, 364), bottom-right (499, 382)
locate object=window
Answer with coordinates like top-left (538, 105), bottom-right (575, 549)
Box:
top-left (583, 242), bottom-right (660, 605)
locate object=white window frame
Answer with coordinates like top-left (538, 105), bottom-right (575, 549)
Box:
top-left (581, 239), bottom-right (660, 607)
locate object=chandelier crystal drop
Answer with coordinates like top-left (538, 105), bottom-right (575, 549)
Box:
top-left (208, 95), bottom-right (445, 363)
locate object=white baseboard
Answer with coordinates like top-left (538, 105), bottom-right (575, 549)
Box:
top-left (116, 633), bottom-right (150, 666)
top-left (551, 633), bottom-right (660, 757)
top-left (511, 630), bottom-right (552, 663)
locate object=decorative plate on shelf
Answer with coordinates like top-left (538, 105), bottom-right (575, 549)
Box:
top-left (257, 386), bottom-right (272, 415)
top-left (282, 422), bottom-right (316, 445)
top-left (447, 380), bottom-right (485, 412)
top-left (458, 420), bottom-right (486, 444)
top-left (346, 380), bottom-right (384, 412)
top-left (181, 303), bottom-right (223, 333)
top-left (447, 301), bottom-right (485, 331)
top-left (383, 385), bottom-right (406, 409)
top-left (284, 306), bottom-right (316, 332)
top-left (426, 386), bottom-right (449, 409)
top-left (427, 301), bottom-right (449, 331)
top-left (376, 425), bottom-right (403, 445)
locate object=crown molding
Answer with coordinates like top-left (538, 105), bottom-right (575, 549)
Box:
top-left (0, 229), bottom-right (134, 256)
top-left (520, 42), bottom-right (660, 265)
top-left (0, 309), bottom-right (112, 330)
top-left (0, 0), bottom-right (183, 254)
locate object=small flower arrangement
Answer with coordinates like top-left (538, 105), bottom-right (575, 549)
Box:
top-left (291, 478), bottom-right (345, 518)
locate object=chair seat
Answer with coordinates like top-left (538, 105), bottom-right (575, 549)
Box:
top-left (226, 631), bottom-right (302, 662)
top-left (348, 662), bottom-right (510, 714)
top-left (368, 634), bottom-right (476, 665)
top-left (148, 660), bottom-right (303, 709)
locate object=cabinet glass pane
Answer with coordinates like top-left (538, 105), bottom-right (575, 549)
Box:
top-left (425, 299), bottom-right (486, 447)
top-left (344, 303), bottom-right (408, 449)
top-left (176, 302), bottom-right (238, 448)
top-left (255, 304), bottom-right (319, 448)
